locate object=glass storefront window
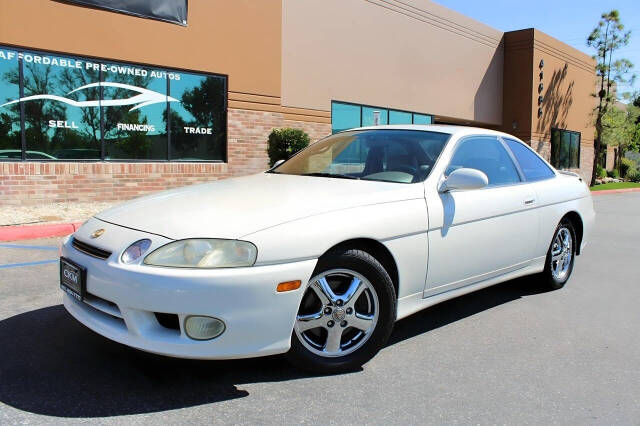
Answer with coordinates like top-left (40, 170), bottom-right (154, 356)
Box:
top-left (169, 73), bottom-right (226, 161)
top-left (331, 102), bottom-right (361, 133)
top-left (569, 132), bottom-right (580, 168)
top-left (332, 101), bottom-right (432, 134)
top-left (388, 110), bottom-right (412, 125)
top-left (103, 63), bottom-right (167, 160)
top-left (0, 48), bottom-right (21, 159)
top-left (21, 51), bottom-right (101, 160)
top-left (0, 44), bottom-right (228, 162)
top-left (412, 113), bottom-right (432, 125)
top-left (362, 107), bottom-right (388, 127)
top-left (551, 128), bottom-right (580, 169)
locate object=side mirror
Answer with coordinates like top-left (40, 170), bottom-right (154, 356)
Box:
top-left (439, 168), bottom-right (488, 192)
top-left (268, 159), bottom-right (285, 171)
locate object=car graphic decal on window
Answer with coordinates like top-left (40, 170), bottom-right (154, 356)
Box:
top-left (0, 82), bottom-right (179, 112)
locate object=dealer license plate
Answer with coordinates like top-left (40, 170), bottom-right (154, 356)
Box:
top-left (60, 257), bottom-right (86, 301)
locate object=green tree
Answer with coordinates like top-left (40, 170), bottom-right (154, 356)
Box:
top-left (602, 104), bottom-right (640, 170)
top-left (587, 10), bottom-right (635, 186)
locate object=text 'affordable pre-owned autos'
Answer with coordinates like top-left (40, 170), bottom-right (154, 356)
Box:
top-left (60, 126), bottom-right (595, 373)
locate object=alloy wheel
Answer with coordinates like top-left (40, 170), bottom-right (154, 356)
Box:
top-left (294, 269), bottom-right (379, 358)
top-left (551, 227), bottom-right (573, 281)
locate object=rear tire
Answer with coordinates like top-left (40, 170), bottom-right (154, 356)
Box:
top-left (539, 218), bottom-right (576, 290)
top-left (287, 248), bottom-right (396, 374)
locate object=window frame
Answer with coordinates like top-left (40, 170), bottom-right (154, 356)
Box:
top-left (550, 128), bottom-right (581, 170)
top-left (444, 135), bottom-right (524, 188)
top-left (0, 44), bottom-right (228, 163)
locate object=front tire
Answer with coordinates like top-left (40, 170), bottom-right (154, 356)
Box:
top-left (287, 249), bottom-right (396, 373)
top-left (540, 218), bottom-right (576, 290)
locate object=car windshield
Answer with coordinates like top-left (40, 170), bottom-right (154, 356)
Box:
top-left (271, 129), bottom-right (450, 183)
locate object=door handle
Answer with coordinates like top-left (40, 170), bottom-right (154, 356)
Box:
top-left (523, 198), bottom-right (535, 205)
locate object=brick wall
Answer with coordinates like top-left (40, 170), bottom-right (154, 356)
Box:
top-left (577, 145), bottom-right (595, 183)
top-left (0, 162), bottom-right (231, 206)
top-left (0, 108), bottom-right (331, 206)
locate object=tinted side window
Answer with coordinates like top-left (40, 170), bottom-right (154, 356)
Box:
top-left (504, 138), bottom-right (555, 182)
top-left (447, 136), bottom-right (521, 186)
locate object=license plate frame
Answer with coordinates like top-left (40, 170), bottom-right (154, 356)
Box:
top-left (60, 257), bottom-right (86, 301)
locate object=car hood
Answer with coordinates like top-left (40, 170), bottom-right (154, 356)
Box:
top-left (95, 173), bottom-right (424, 240)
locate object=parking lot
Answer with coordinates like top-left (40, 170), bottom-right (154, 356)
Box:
top-left (0, 192), bottom-right (639, 424)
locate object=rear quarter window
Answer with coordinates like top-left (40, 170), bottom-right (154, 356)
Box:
top-left (504, 138), bottom-right (555, 182)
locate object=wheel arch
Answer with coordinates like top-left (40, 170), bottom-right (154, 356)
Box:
top-left (563, 211), bottom-right (584, 255)
top-left (322, 238), bottom-right (399, 297)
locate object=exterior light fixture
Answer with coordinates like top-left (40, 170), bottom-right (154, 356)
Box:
top-left (511, 120), bottom-right (518, 130)
top-left (184, 315), bottom-right (225, 340)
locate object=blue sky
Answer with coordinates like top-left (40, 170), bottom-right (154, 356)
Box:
top-left (435, 0), bottom-right (640, 98)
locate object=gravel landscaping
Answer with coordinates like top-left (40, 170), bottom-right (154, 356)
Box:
top-left (0, 202), bottom-right (115, 227)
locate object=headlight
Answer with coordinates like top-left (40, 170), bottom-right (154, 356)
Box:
top-left (143, 239), bottom-right (257, 268)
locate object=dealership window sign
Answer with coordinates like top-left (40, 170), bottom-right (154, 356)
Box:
top-left (0, 46), bottom-right (227, 162)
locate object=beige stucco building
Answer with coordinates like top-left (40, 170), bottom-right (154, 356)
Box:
top-left (0, 0), bottom-right (596, 205)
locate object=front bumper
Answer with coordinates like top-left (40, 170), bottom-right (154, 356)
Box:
top-left (61, 218), bottom-right (317, 359)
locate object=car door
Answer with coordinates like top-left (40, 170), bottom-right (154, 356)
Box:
top-left (423, 135), bottom-right (540, 296)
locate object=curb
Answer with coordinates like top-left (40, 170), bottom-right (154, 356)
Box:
top-left (591, 187), bottom-right (640, 195)
top-left (0, 222), bottom-right (83, 242)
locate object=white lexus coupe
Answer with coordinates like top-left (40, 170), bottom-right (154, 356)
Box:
top-left (60, 125), bottom-right (595, 372)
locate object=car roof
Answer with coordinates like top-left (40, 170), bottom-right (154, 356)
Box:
top-left (346, 124), bottom-right (522, 141)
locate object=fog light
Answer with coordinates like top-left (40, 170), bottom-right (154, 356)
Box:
top-left (184, 315), bottom-right (225, 340)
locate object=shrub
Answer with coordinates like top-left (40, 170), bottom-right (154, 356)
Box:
top-left (267, 128), bottom-right (310, 167)
top-left (607, 169), bottom-right (619, 178)
top-left (620, 157), bottom-right (636, 178)
top-left (597, 166), bottom-right (607, 178)
top-left (626, 168), bottom-right (640, 182)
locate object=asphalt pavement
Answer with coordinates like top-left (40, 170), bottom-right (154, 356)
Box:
top-left (0, 193), bottom-right (639, 425)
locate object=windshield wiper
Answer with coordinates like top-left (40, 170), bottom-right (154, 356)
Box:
top-left (302, 172), bottom-right (359, 180)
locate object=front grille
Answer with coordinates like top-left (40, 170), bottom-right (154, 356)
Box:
top-left (72, 237), bottom-right (112, 260)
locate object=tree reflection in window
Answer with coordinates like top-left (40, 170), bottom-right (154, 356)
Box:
top-left (103, 69), bottom-right (167, 160)
top-left (0, 45), bottom-right (228, 162)
top-left (0, 48), bottom-right (21, 157)
top-left (168, 74), bottom-right (226, 161)
top-left (21, 53), bottom-right (101, 159)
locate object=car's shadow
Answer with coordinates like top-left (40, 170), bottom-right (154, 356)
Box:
top-left (0, 276), bottom-right (548, 418)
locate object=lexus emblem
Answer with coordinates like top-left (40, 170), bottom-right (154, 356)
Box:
top-left (91, 229), bottom-right (105, 238)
